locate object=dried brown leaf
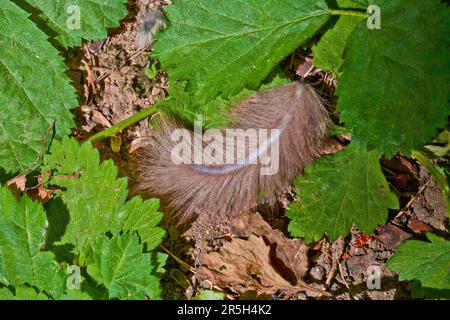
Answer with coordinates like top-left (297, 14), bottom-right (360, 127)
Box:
top-left (232, 213), bottom-right (309, 282)
top-left (6, 174), bottom-right (27, 198)
top-left (197, 235), bottom-right (296, 296)
top-left (198, 213), bottom-right (329, 298)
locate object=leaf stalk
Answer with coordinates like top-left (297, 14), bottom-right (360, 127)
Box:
top-left (86, 105), bottom-right (158, 144)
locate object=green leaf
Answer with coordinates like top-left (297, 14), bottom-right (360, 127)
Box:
top-left (42, 137), bottom-right (165, 253)
top-left (313, 0), bottom-right (365, 76)
top-left (116, 197), bottom-right (165, 251)
top-left (61, 288), bottom-right (94, 300)
top-left (43, 138), bottom-right (127, 252)
top-left (0, 186), bottom-right (66, 298)
top-left (145, 252), bottom-right (168, 300)
top-left (60, 277), bottom-right (109, 300)
top-left (27, 0), bottom-right (128, 48)
top-left (425, 130), bottom-right (450, 158)
top-left (154, 0), bottom-right (330, 105)
top-left (287, 144), bottom-right (399, 242)
top-left (191, 290), bottom-right (225, 300)
top-left (80, 233), bottom-right (163, 300)
top-left (0, 287), bottom-right (48, 300)
top-left (337, 0), bottom-right (450, 157)
top-left (0, 1), bottom-right (77, 173)
top-left (387, 233), bottom-right (450, 299)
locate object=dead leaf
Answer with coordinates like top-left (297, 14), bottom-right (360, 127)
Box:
top-left (91, 109), bottom-right (112, 128)
top-left (197, 235), bottom-right (296, 297)
top-left (6, 174), bottom-right (27, 198)
top-left (197, 214), bottom-right (329, 299)
top-left (374, 223), bottom-right (412, 250)
top-left (319, 138), bottom-right (345, 156)
top-left (345, 252), bottom-right (379, 274)
top-left (231, 213), bottom-right (309, 282)
top-left (29, 186), bottom-right (59, 204)
top-left (407, 218), bottom-right (433, 234)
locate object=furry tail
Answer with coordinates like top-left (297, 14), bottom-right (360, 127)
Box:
top-left (135, 82), bottom-right (330, 224)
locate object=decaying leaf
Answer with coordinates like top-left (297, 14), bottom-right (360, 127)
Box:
top-left (29, 186), bottom-right (58, 204)
top-left (6, 174), bottom-right (27, 198)
top-left (232, 213), bottom-right (309, 283)
top-left (197, 213), bottom-right (328, 298)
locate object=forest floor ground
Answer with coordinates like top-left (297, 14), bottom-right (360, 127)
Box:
top-left (68, 0), bottom-right (449, 300)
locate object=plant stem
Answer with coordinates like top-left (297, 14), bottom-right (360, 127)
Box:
top-left (86, 105), bottom-right (158, 144)
top-left (330, 9), bottom-right (369, 18)
top-left (412, 150), bottom-right (450, 213)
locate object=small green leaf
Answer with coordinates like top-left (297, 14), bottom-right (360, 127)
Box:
top-left (43, 138), bottom-right (127, 252)
top-left (81, 233), bottom-right (162, 300)
top-left (27, 0), bottom-right (128, 48)
top-left (387, 233), bottom-right (450, 299)
top-left (154, 0), bottom-right (330, 105)
top-left (425, 130), bottom-right (450, 158)
top-left (191, 290), bottom-right (225, 300)
top-left (0, 1), bottom-right (77, 173)
top-left (287, 144), bottom-right (399, 242)
top-left (337, 0), bottom-right (450, 157)
top-left (116, 197), bottom-right (165, 251)
top-left (42, 137), bottom-right (165, 253)
top-left (0, 186), bottom-right (66, 298)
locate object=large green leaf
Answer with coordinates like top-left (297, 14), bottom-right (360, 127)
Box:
top-left (337, 0), bottom-right (450, 157)
top-left (287, 144), bottom-right (399, 242)
top-left (0, 186), bottom-right (66, 298)
top-left (154, 0), bottom-right (330, 105)
top-left (42, 138), bottom-right (165, 253)
top-left (0, 1), bottom-right (77, 173)
top-left (387, 233), bottom-right (450, 299)
top-left (81, 233), bottom-right (164, 299)
top-left (312, 0), bottom-right (365, 77)
top-left (27, 0), bottom-right (128, 48)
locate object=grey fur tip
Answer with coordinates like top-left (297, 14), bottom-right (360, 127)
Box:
top-left (135, 7), bottom-right (166, 49)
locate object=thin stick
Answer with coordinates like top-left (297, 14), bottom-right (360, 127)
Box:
top-left (160, 245), bottom-right (195, 273)
top-left (338, 262), bottom-right (350, 290)
top-left (85, 105), bottom-right (158, 144)
top-left (394, 179), bottom-right (431, 219)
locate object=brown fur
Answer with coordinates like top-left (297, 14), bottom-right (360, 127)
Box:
top-left (134, 82), bottom-right (330, 224)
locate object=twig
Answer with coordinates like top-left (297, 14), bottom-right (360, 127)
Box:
top-left (160, 244), bottom-right (195, 273)
top-left (325, 237), bottom-right (345, 288)
top-left (394, 179), bottom-right (431, 219)
top-left (85, 105), bottom-right (158, 144)
top-left (338, 262), bottom-right (350, 290)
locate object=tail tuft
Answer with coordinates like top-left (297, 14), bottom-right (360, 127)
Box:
top-left (135, 82), bottom-right (330, 225)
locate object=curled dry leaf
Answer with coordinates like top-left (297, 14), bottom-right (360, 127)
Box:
top-left (6, 174), bottom-right (27, 198)
top-left (374, 223), bottom-right (412, 250)
top-left (29, 186), bottom-right (58, 204)
top-left (196, 213), bottom-right (329, 299)
top-left (232, 213), bottom-right (309, 282)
